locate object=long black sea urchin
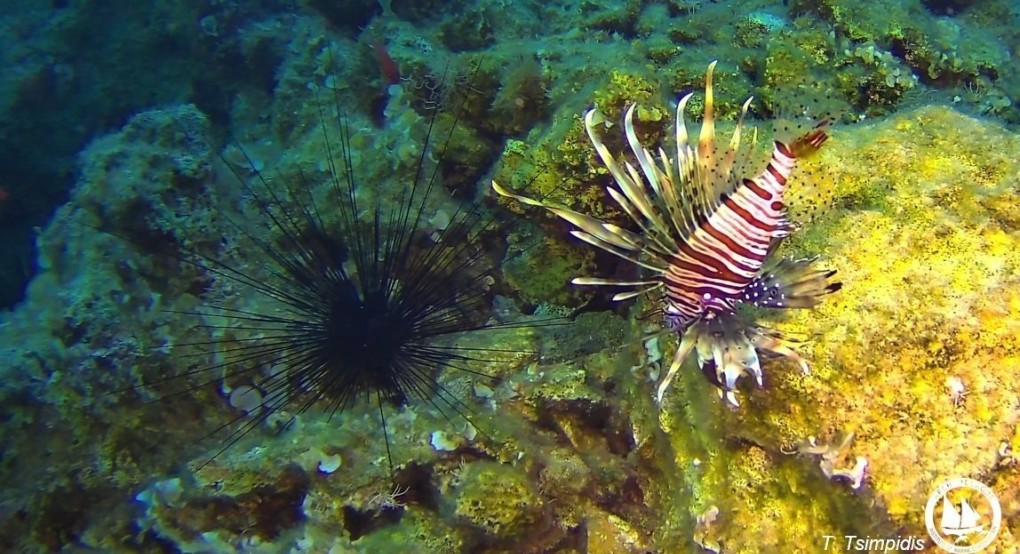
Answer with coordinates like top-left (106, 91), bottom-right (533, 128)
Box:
top-left (161, 72), bottom-right (512, 468)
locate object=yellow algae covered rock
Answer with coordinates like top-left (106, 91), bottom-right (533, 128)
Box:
top-left (453, 460), bottom-right (543, 540)
top-left (693, 104), bottom-right (1020, 550)
top-left (584, 508), bottom-right (650, 554)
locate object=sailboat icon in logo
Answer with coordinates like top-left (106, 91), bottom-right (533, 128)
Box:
top-left (926, 477), bottom-right (1001, 552)
top-left (940, 496), bottom-right (984, 543)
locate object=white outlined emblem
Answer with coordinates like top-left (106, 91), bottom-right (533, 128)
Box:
top-left (925, 477), bottom-right (1001, 553)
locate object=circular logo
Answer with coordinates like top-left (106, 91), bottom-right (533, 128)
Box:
top-left (925, 477), bottom-right (1001, 553)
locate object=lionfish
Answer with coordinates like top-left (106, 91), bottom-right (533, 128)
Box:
top-left (494, 61), bottom-right (841, 406)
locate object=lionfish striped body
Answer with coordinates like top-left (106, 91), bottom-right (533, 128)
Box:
top-left (494, 61), bottom-right (840, 406)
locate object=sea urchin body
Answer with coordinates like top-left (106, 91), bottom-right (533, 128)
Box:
top-left (158, 78), bottom-right (505, 467)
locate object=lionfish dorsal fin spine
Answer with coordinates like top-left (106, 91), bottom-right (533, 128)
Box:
top-left (675, 92), bottom-right (694, 154)
top-left (719, 96), bottom-right (755, 188)
top-left (674, 91), bottom-right (719, 238)
top-left (572, 277), bottom-right (660, 287)
top-left (654, 147), bottom-right (689, 238)
top-left (605, 187), bottom-right (675, 257)
top-left (728, 97), bottom-right (753, 152)
top-left (625, 104), bottom-right (658, 184)
top-left (569, 230), bottom-right (667, 273)
top-left (588, 109), bottom-right (666, 243)
top-left (698, 60), bottom-right (718, 169)
top-left (674, 149), bottom-right (702, 235)
top-left (624, 105), bottom-right (674, 235)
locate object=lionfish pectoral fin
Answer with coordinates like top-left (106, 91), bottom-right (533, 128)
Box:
top-left (698, 60), bottom-right (718, 167)
top-left (571, 277), bottom-right (661, 302)
top-left (656, 326), bottom-right (699, 404)
top-left (746, 258), bottom-right (841, 309)
top-left (492, 180), bottom-right (649, 255)
top-left (752, 331), bottom-right (810, 374)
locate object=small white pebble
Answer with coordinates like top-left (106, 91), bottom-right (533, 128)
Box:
top-left (430, 430), bottom-right (458, 452)
top-left (318, 453), bottom-right (342, 474)
top-left (473, 382), bottom-right (494, 399)
top-left (849, 457), bottom-right (868, 489)
top-left (429, 209), bottom-right (451, 231)
top-left (228, 385), bottom-right (263, 415)
top-left (945, 375), bottom-right (967, 406)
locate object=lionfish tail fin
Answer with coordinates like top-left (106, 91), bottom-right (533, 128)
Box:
top-left (770, 72), bottom-right (838, 160)
top-left (743, 257), bottom-right (842, 309)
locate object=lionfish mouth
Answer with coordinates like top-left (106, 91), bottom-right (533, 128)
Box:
top-left (494, 61), bottom-right (840, 407)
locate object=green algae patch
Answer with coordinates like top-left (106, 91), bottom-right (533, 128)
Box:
top-left (502, 232), bottom-right (597, 307)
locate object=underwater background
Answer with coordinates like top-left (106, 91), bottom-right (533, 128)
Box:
top-left (1, 0), bottom-right (1019, 552)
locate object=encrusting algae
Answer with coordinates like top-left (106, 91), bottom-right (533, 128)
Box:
top-left (677, 104), bottom-right (1020, 551)
top-left (597, 103), bottom-right (1018, 553)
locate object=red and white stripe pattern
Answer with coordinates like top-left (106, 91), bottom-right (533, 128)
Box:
top-left (663, 141), bottom-right (798, 322)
